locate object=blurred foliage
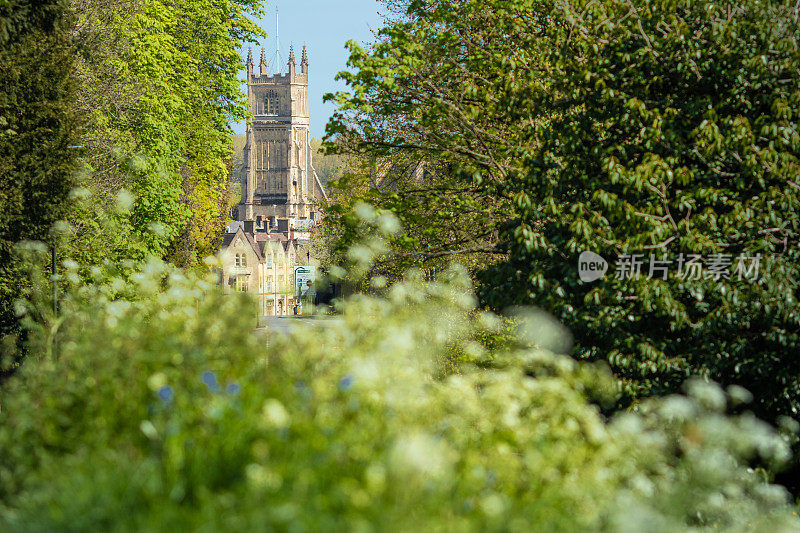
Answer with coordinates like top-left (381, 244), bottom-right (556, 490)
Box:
top-left (1, 226), bottom-right (800, 530)
top-left (325, 0), bottom-right (800, 428)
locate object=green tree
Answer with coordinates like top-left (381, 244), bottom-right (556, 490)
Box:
top-left (322, 0), bottom-right (527, 278)
top-left (478, 0), bottom-right (800, 417)
top-left (64, 0), bottom-right (265, 267)
top-left (124, 0), bottom-right (265, 264)
top-left (0, 0), bottom-right (78, 364)
top-left (328, 0), bottom-right (800, 423)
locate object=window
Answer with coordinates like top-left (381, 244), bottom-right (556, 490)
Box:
top-left (235, 253), bottom-right (247, 267)
top-left (236, 276), bottom-right (248, 292)
top-left (265, 90), bottom-right (278, 115)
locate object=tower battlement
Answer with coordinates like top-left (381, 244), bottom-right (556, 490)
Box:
top-left (250, 73), bottom-right (293, 83)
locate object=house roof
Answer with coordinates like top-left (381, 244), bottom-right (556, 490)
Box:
top-left (222, 227), bottom-right (305, 263)
top-left (254, 232), bottom-right (288, 242)
top-left (244, 232), bottom-right (264, 261)
top-left (221, 228), bottom-right (263, 262)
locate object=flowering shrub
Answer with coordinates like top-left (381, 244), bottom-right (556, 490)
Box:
top-left (0, 257), bottom-right (798, 531)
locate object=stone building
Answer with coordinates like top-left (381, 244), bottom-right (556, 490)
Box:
top-left (220, 222), bottom-right (298, 316)
top-left (219, 38), bottom-right (325, 316)
top-left (237, 45), bottom-right (327, 223)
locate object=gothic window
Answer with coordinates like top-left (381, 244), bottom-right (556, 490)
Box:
top-left (265, 90), bottom-right (278, 115)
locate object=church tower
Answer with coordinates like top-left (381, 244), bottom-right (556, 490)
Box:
top-left (238, 44), bottom-right (327, 224)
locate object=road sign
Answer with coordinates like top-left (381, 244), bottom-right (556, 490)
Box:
top-left (294, 266), bottom-right (316, 297)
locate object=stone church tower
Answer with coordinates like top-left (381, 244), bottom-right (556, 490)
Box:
top-left (238, 45), bottom-right (327, 223)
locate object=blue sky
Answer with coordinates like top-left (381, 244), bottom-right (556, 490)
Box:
top-left (231, 0), bottom-right (385, 139)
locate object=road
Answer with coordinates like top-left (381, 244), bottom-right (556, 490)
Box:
top-left (258, 315), bottom-right (337, 336)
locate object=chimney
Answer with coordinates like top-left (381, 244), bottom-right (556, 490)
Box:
top-left (277, 218), bottom-right (289, 234)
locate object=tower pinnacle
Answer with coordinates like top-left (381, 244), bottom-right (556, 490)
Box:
top-left (260, 48), bottom-right (267, 75)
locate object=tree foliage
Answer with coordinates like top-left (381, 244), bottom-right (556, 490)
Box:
top-left (0, 0), bottom-right (266, 370)
top-left (0, 0), bottom-right (78, 357)
top-left (322, 0), bottom-right (523, 277)
top-left (68, 0), bottom-right (266, 265)
top-left (326, 0), bottom-right (800, 422)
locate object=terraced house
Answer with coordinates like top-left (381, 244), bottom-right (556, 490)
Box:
top-left (220, 221), bottom-right (302, 316)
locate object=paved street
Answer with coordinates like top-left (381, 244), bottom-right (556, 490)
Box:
top-left (258, 316), bottom-right (336, 335)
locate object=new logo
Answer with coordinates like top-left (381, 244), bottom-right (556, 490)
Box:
top-left (578, 251), bottom-right (608, 282)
